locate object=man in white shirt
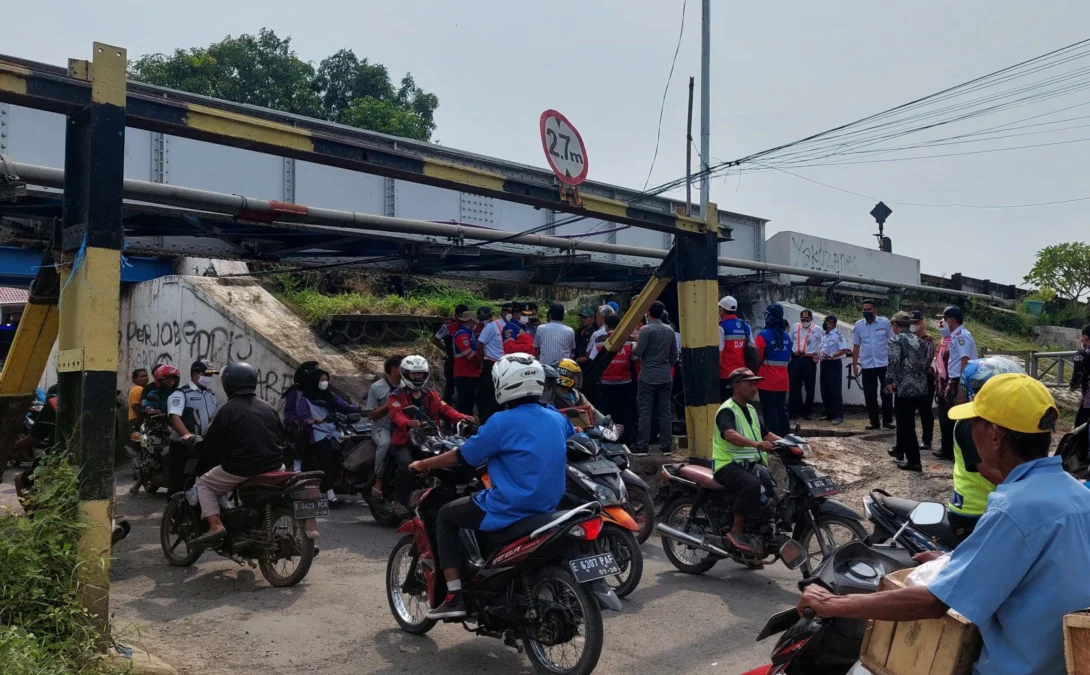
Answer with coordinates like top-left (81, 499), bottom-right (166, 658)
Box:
top-left (166, 360), bottom-right (218, 493)
top-left (475, 312), bottom-right (507, 421)
top-left (852, 299), bottom-right (895, 430)
top-left (819, 314), bottom-right (850, 424)
top-left (789, 309), bottom-right (823, 421)
top-left (534, 303), bottom-right (576, 366)
top-left (587, 305), bottom-right (616, 361)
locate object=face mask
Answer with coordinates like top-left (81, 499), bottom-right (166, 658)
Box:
top-left (318, 381), bottom-right (329, 391)
top-left (519, 315), bottom-right (529, 325)
top-left (198, 375), bottom-right (212, 388)
top-left (862, 311), bottom-right (875, 321)
top-left (939, 325), bottom-right (951, 338)
top-left (504, 313), bottom-right (512, 322)
top-left (801, 320), bottom-right (812, 328)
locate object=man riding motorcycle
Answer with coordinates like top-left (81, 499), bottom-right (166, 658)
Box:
top-left (713, 367), bottom-right (783, 554)
top-left (188, 362), bottom-right (288, 547)
top-left (551, 358), bottom-right (602, 430)
top-left (408, 352), bottom-right (572, 620)
top-left (947, 356), bottom-right (1024, 542)
top-left (388, 355), bottom-right (474, 515)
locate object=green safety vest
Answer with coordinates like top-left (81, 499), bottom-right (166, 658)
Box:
top-left (948, 420), bottom-right (996, 517)
top-left (712, 399), bottom-right (766, 472)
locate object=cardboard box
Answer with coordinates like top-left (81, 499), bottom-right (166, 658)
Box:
top-left (1064, 610), bottom-right (1090, 674)
top-left (859, 568), bottom-right (982, 675)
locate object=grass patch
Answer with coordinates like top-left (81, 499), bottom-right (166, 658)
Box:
top-left (0, 455), bottom-right (117, 674)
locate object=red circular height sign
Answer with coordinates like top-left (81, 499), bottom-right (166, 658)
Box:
top-left (539, 110), bottom-right (589, 186)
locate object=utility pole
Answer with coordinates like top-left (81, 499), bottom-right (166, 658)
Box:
top-left (699, 0), bottom-right (711, 216)
top-left (686, 76), bottom-right (695, 217)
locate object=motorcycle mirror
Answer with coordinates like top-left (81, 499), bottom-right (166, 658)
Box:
top-left (779, 538), bottom-right (808, 570)
top-left (910, 502), bottom-right (945, 527)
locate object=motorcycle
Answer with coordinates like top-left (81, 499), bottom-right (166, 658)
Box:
top-left (387, 458), bottom-right (619, 675)
top-left (159, 443), bottom-right (326, 587)
top-left (9, 399), bottom-right (46, 468)
top-left (562, 426), bottom-right (644, 599)
top-left (863, 489), bottom-right (957, 555)
top-left (324, 410), bottom-right (377, 494)
top-left (363, 405), bottom-right (469, 526)
top-left (128, 414), bottom-right (171, 495)
top-left (745, 503), bottom-right (944, 675)
top-left (656, 434), bottom-right (867, 577)
top-left (584, 418), bottom-right (656, 544)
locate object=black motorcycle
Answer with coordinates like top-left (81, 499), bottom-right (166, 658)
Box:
top-left (584, 419), bottom-right (656, 544)
top-left (655, 434), bottom-right (867, 577)
top-left (863, 489), bottom-right (957, 555)
top-left (128, 414), bottom-right (171, 494)
top-left (160, 445), bottom-right (326, 587)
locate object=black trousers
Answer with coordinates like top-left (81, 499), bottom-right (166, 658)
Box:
top-left (436, 496), bottom-right (487, 571)
top-left (392, 444), bottom-right (414, 506)
top-left (1076, 406), bottom-right (1090, 429)
top-left (861, 367), bottom-right (894, 427)
top-left (443, 357), bottom-right (455, 406)
top-left (454, 376), bottom-right (479, 416)
top-left (477, 360), bottom-right (498, 422)
top-left (304, 437), bottom-right (338, 493)
top-left (788, 356), bottom-right (817, 419)
top-left (819, 360), bottom-right (844, 420)
top-left (166, 439), bottom-right (190, 495)
top-left (598, 381), bottom-right (636, 444)
top-left (894, 395), bottom-right (930, 466)
top-left (713, 463), bottom-right (763, 519)
top-left (947, 510), bottom-right (980, 546)
top-left (936, 387), bottom-right (956, 456)
top-left (758, 389), bottom-right (789, 437)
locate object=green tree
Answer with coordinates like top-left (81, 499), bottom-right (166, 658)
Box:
top-left (130, 29), bottom-right (438, 141)
top-left (1023, 242), bottom-right (1090, 301)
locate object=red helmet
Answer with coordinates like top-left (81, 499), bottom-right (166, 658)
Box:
top-left (154, 365), bottom-right (181, 387)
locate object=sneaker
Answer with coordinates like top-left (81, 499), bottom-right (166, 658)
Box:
top-left (393, 503), bottom-right (412, 519)
top-left (426, 592), bottom-right (467, 620)
top-left (660, 446), bottom-right (675, 456)
top-left (831, 418), bottom-right (844, 426)
top-left (920, 443), bottom-right (932, 451)
top-left (883, 423), bottom-right (896, 430)
top-left (865, 424), bottom-right (881, 431)
top-left (630, 446), bottom-right (649, 456)
top-left (726, 532), bottom-right (761, 555)
top-left (329, 497), bottom-right (346, 510)
top-left (896, 461), bottom-right (922, 472)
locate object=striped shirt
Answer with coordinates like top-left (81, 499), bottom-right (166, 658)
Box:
top-left (534, 320), bottom-right (576, 366)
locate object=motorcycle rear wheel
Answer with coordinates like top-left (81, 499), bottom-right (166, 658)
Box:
top-left (624, 485), bottom-right (656, 544)
top-left (660, 497), bottom-right (718, 574)
top-left (368, 499), bottom-right (401, 527)
top-left (522, 566), bottom-right (604, 675)
top-left (386, 534), bottom-right (436, 635)
top-left (159, 496), bottom-right (202, 567)
top-left (258, 506), bottom-right (316, 587)
top-left (599, 524), bottom-right (643, 598)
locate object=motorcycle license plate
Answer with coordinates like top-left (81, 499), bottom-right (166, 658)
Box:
top-left (569, 552), bottom-right (621, 583)
top-left (806, 476), bottom-right (838, 497)
top-left (293, 499), bottom-right (329, 519)
top-left (578, 459), bottom-right (618, 476)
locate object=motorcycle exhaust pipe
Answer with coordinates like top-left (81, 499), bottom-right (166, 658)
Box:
top-left (655, 523), bottom-right (731, 558)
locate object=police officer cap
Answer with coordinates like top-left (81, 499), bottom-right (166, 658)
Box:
top-left (943, 305), bottom-right (964, 323)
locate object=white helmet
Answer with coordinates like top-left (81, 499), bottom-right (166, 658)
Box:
top-left (718, 295), bottom-right (738, 312)
top-left (492, 352), bottom-right (546, 406)
top-left (400, 355), bottom-right (430, 390)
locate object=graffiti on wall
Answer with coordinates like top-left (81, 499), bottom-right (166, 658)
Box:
top-left (790, 234), bottom-right (859, 276)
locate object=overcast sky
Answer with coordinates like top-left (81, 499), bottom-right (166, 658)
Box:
top-left (7, 1), bottom-right (1089, 285)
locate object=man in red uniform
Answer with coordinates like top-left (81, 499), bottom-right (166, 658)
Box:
top-left (718, 295), bottom-right (753, 402)
top-left (452, 311), bottom-right (481, 416)
top-left (597, 313), bottom-right (638, 444)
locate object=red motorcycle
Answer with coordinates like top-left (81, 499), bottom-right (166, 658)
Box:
top-left (386, 464), bottom-right (620, 675)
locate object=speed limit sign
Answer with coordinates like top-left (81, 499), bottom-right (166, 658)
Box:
top-left (539, 110), bottom-right (589, 186)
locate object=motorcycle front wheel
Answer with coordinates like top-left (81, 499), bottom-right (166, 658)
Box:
top-left (624, 485), bottom-right (656, 544)
top-left (386, 534), bottom-right (436, 635)
top-left (159, 496), bottom-right (202, 567)
top-left (522, 566), bottom-right (604, 675)
top-left (797, 514), bottom-right (868, 573)
top-left (660, 497), bottom-right (718, 575)
top-left (258, 506), bottom-right (316, 587)
top-left (599, 524), bottom-right (643, 598)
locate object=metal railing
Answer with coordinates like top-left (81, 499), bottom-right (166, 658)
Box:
top-left (1030, 351), bottom-right (1078, 385)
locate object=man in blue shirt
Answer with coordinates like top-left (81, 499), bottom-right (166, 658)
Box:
top-left (797, 373), bottom-right (1090, 675)
top-left (409, 353), bottom-right (571, 620)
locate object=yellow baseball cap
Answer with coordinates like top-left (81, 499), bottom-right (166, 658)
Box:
top-left (948, 373), bottom-right (1059, 434)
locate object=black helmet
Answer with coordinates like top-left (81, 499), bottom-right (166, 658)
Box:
top-left (221, 362), bottom-right (258, 398)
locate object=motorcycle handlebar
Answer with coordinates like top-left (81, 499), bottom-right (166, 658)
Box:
top-left (802, 608), bottom-right (816, 620)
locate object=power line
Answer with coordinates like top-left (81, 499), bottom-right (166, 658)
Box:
top-left (642, 0), bottom-right (689, 191)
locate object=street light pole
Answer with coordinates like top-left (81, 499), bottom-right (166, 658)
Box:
top-left (699, 0), bottom-right (711, 216)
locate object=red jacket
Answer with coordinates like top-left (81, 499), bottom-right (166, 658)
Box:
top-left (504, 331), bottom-right (536, 356)
top-left (388, 387), bottom-right (469, 445)
top-left (601, 332), bottom-right (635, 384)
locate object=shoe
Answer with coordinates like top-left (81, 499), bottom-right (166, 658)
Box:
top-left (883, 423), bottom-right (896, 430)
top-left (887, 446), bottom-right (903, 460)
top-left (426, 592), bottom-right (467, 620)
top-left (630, 446), bottom-right (649, 456)
top-left (865, 424), bottom-right (881, 431)
top-left (932, 451), bottom-right (954, 461)
top-left (832, 418), bottom-right (843, 426)
top-left (820, 416), bottom-right (833, 421)
top-left (920, 443), bottom-right (932, 451)
top-left (661, 446), bottom-right (675, 456)
top-left (896, 461), bottom-right (922, 472)
top-left (726, 532), bottom-right (761, 555)
top-left (393, 503), bottom-right (412, 519)
top-left (192, 528), bottom-right (226, 548)
top-left (329, 497), bottom-right (346, 510)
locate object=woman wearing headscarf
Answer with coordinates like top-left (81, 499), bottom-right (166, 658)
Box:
top-left (286, 364), bottom-right (360, 508)
top-left (754, 303), bottom-right (793, 437)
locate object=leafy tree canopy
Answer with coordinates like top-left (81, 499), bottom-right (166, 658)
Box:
top-left (1023, 241), bottom-right (1090, 301)
top-left (130, 28), bottom-right (438, 141)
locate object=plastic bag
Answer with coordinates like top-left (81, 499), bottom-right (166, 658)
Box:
top-left (905, 553), bottom-right (952, 587)
top-left (847, 662), bottom-right (875, 675)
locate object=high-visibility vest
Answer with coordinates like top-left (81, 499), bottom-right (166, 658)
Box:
top-left (719, 316), bottom-right (751, 378)
top-left (712, 398), bottom-right (765, 472)
top-left (948, 420), bottom-right (996, 517)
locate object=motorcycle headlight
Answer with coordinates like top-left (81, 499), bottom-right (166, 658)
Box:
top-left (593, 484), bottom-right (616, 504)
top-left (601, 426), bottom-right (620, 442)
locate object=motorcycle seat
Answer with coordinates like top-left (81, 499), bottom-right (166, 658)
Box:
top-left (679, 464), bottom-right (724, 491)
top-left (874, 493), bottom-right (959, 545)
top-left (240, 470), bottom-right (323, 488)
top-left (479, 510), bottom-right (573, 549)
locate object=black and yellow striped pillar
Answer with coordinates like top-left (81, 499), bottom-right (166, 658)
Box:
top-left (676, 203), bottom-right (721, 462)
top-left (55, 43), bottom-right (127, 633)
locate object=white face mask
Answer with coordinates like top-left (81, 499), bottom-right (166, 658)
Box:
top-left (318, 380), bottom-right (329, 391)
top-left (198, 375), bottom-right (213, 388)
top-left (519, 315), bottom-right (529, 325)
top-left (801, 320), bottom-right (812, 328)
top-left (939, 324), bottom-right (951, 338)
top-left (504, 313), bottom-right (512, 322)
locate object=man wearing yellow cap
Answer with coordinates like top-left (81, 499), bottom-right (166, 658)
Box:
top-left (797, 373), bottom-right (1090, 675)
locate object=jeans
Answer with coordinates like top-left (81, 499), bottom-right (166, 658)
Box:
top-left (477, 360), bottom-right (498, 422)
top-left (788, 356), bottom-right (817, 419)
top-left (454, 376), bottom-right (479, 416)
top-left (713, 462), bottom-right (763, 519)
top-left (372, 425), bottom-right (392, 477)
top-left (819, 359), bottom-right (844, 420)
top-left (758, 389), bottom-right (789, 437)
top-left (894, 395), bottom-right (930, 466)
top-left (636, 380), bottom-right (673, 450)
top-left (436, 496), bottom-right (487, 571)
top-left (861, 367), bottom-right (894, 427)
top-left (598, 382), bottom-right (636, 444)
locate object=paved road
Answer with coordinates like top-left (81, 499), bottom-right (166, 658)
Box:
top-left (10, 469), bottom-right (803, 674)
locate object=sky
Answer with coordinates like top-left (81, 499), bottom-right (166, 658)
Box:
top-left (5, 0), bottom-right (1089, 286)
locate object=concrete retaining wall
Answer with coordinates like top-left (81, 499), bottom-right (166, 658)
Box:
top-left (766, 231), bottom-right (920, 287)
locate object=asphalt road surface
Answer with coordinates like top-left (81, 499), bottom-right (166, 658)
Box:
top-left (11, 469), bottom-right (805, 674)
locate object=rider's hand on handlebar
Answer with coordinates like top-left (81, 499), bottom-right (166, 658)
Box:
top-left (408, 460), bottom-right (426, 474)
top-left (757, 440), bottom-right (773, 452)
top-left (182, 434), bottom-right (202, 448)
top-left (797, 585), bottom-right (835, 618)
top-left (407, 420), bottom-right (422, 429)
top-left (912, 550), bottom-right (943, 564)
